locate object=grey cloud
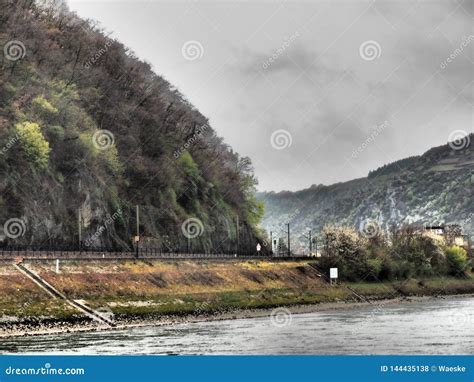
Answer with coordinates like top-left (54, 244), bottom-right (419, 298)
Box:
top-left (68, 0), bottom-right (473, 192)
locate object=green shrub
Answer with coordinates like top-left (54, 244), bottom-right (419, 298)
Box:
top-left (101, 145), bottom-right (123, 175)
top-left (319, 225), bottom-right (370, 281)
top-left (366, 258), bottom-right (383, 279)
top-left (15, 121), bottom-right (50, 168)
top-left (379, 256), bottom-right (396, 280)
top-left (180, 151), bottom-right (200, 179)
top-left (46, 124), bottom-right (65, 142)
top-left (394, 260), bottom-right (415, 279)
top-left (32, 95), bottom-right (58, 115)
top-left (445, 245), bottom-right (468, 276)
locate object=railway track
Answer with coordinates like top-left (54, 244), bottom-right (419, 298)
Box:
top-left (0, 249), bottom-right (309, 262)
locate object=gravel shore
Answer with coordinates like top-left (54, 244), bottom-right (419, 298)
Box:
top-left (2, 294), bottom-right (471, 339)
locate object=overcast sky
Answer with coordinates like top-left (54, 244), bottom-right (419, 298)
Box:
top-left (68, 0), bottom-right (473, 192)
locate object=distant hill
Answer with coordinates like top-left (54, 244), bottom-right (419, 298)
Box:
top-left (258, 136), bottom-right (473, 251)
top-left (0, 1), bottom-right (263, 251)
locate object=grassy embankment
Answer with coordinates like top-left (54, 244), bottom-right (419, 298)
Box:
top-left (0, 260), bottom-right (473, 324)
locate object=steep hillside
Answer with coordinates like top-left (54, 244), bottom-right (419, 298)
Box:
top-left (0, 1), bottom-right (263, 252)
top-left (258, 137), bottom-right (473, 250)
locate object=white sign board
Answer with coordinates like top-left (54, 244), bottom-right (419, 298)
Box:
top-left (256, 243), bottom-right (261, 252)
top-left (330, 268), bottom-right (338, 279)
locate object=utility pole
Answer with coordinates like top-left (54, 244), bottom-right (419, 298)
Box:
top-left (287, 223), bottom-right (290, 257)
top-left (236, 215), bottom-right (239, 256)
top-left (78, 209), bottom-right (82, 251)
top-left (270, 231), bottom-right (273, 256)
top-left (309, 229), bottom-right (312, 254)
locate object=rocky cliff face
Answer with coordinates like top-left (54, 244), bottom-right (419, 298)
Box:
top-left (0, 1), bottom-right (263, 252)
top-left (258, 136), bottom-right (473, 250)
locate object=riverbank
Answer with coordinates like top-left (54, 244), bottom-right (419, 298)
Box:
top-left (2, 294), bottom-right (473, 339)
top-left (1, 259), bottom-right (473, 338)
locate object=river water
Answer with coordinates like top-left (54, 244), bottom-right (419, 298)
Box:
top-left (1, 297), bottom-right (473, 355)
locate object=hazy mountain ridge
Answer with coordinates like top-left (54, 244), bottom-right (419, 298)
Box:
top-left (258, 137), bottom-right (474, 247)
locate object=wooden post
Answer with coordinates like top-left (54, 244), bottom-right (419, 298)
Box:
top-left (270, 231), bottom-right (273, 255)
top-left (135, 205), bottom-right (139, 258)
top-left (287, 223), bottom-right (290, 257)
top-left (78, 209), bottom-right (82, 250)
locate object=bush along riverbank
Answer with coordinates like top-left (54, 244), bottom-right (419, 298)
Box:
top-left (315, 225), bottom-right (472, 282)
top-left (0, 259), bottom-right (473, 337)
